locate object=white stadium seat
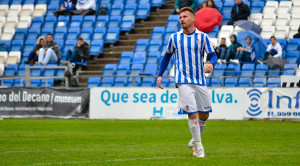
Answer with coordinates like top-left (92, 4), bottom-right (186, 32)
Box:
top-left (261, 15), bottom-right (275, 27)
top-left (288, 26), bottom-right (299, 39)
top-left (20, 4), bottom-right (34, 17)
top-left (32, 4), bottom-right (47, 17)
top-left (210, 38), bottom-right (218, 48)
top-left (6, 51), bottom-right (21, 65)
top-left (218, 25), bottom-right (234, 39)
top-left (8, 5), bottom-right (22, 17)
top-left (0, 33), bottom-right (14, 40)
top-left (249, 13), bottom-right (262, 25)
top-left (289, 18), bottom-right (300, 27)
top-left (4, 17), bottom-right (18, 29)
top-left (266, 1), bottom-right (278, 7)
top-left (234, 26), bottom-right (244, 33)
top-left (17, 16), bottom-right (32, 28)
top-left (0, 64), bottom-right (4, 76)
top-left (274, 26), bottom-right (289, 39)
top-left (0, 5), bottom-right (9, 16)
top-left (291, 6), bottom-right (300, 15)
top-left (263, 6), bottom-right (276, 14)
top-left (0, 51), bottom-right (8, 64)
top-left (0, 16), bottom-right (6, 25)
top-left (261, 26), bottom-right (275, 39)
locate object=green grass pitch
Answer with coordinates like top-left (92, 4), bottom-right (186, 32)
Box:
top-left (0, 119), bottom-right (300, 165)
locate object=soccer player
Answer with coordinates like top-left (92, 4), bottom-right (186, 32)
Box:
top-left (156, 7), bottom-right (217, 158)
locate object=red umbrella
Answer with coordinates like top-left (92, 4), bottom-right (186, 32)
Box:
top-left (194, 8), bottom-right (223, 32)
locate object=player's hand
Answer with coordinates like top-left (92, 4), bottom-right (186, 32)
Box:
top-left (156, 76), bottom-right (164, 89)
top-left (204, 64), bottom-right (213, 73)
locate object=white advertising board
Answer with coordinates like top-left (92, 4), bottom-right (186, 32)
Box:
top-left (89, 87), bottom-right (245, 120)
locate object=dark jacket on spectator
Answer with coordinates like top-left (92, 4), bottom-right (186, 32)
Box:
top-left (231, 1), bottom-right (250, 21)
top-left (44, 41), bottom-right (60, 59)
top-left (175, 0), bottom-right (197, 10)
top-left (75, 42), bottom-right (90, 60)
top-left (64, 70), bottom-right (79, 87)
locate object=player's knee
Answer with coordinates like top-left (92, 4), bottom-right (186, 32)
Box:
top-left (198, 113), bottom-right (209, 121)
top-left (188, 113), bottom-right (198, 120)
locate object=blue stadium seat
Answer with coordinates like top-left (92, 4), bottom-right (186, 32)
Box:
top-left (146, 51), bottom-right (160, 64)
top-left (30, 79), bottom-right (41, 87)
top-left (41, 79), bottom-right (54, 87)
top-left (211, 78), bottom-right (223, 87)
top-left (119, 51), bottom-right (133, 64)
top-left (108, 16), bottom-right (122, 28)
top-left (126, 0), bottom-right (136, 4)
top-left (212, 64), bottom-right (226, 77)
top-left (103, 64), bottom-right (117, 75)
top-left (57, 15), bottom-right (70, 27)
top-left (93, 28), bottom-right (106, 40)
top-left (66, 28), bottom-right (80, 40)
top-left (267, 77), bottom-right (280, 87)
top-left (30, 64), bottom-right (44, 77)
top-left (164, 27), bottom-right (178, 44)
top-left (132, 52), bottom-right (146, 64)
top-left (151, 0), bottom-right (163, 7)
top-left (139, 0), bottom-right (150, 4)
top-left (3, 79), bottom-right (15, 86)
top-left (23, 40), bottom-right (36, 52)
top-left (141, 63), bottom-right (157, 75)
top-left (113, 0), bottom-right (124, 4)
top-left (54, 27), bottom-right (67, 40)
top-left (63, 40), bottom-right (76, 53)
top-left (222, 2), bottom-right (235, 14)
top-left (46, 4), bottom-right (59, 16)
top-left (86, 77), bottom-right (101, 87)
top-left (0, 40), bottom-right (11, 51)
top-left (70, 15), bottom-right (84, 28)
top-left (114, 77), bottom-right (128, 87)
top-left (111, 4), bottom-right (124, 16)
top-left (10, 40), bottom-right (24, 52)
top-left (286, 51), bottom-right (299, 64)
top-left (238, 77), bottom-right (251, 87)
top-left (82, 15), bottom-right (96, 28)
top-left (148, 39), bottom-right (162, 52)
top-left (286, 39), bottom-right (300, 51)
top-left (44, 16), bottom-right (57, 29)
top-left (41, 27), bottom-right (54, 37)
top-left (224, 78), bottom-right (238, 87)
top-left (251, 1), bottom-right (264, 13)
top-left (81, 28), bottom-right (93, 40)
top-left (253, 77), bottom-right (266, 87)
top-left (105, 28), bottom-right (120, 43)
top-left (240, 63), bottom-right (255, 76)
top-left (13, 29), bottom-right (28, 40)
top-left (27, 28), bottom-right (40, 40)
top-left (101, 77), bottom-right (115, 87)
top-left (30, 17), bottom-right (44, 29)
top-left (89, 40), bottom-right (104, 56)
top-left (166, 15), bottom-right (180, 28)
top-left (276, 39), bottom-right (287, 51)
top-left (151, 27), bottom-right (165, 40)
top-left (226, 64), bottom-right (241, 76)
top-left (116, 63), bottom-right (130, 76)
top-left (134, 39), bottom-right (149, 52)
top-left (141, 77), bottom-right (155, 87)
top-left (136, 3), bottom-right (150, 19)
top-left (160, 77), bottom-right (170, 87)
top-left (267, 68), bottom-right (280, 77)
top-left (36, 0), bottom-right (47, 4)
top-left (283, 64), bottom-right (297, 75)
top-left (205, 77), bottom-right (211, 87)
top-left (3, 64), bottom-right (18, 76)
top-left (23, 0), bottom-right (36, 4)
top-left (121, 15), bottom-right (135, 31)
top-left (124, 3), bottom-right (137, 16)
top-left (43, 65), bottom-right (57, 77)
top-left (255, 64), bottom-right (268, 76)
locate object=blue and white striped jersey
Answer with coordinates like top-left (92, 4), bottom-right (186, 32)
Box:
top-left (166, 29), bottom-right (215, 85)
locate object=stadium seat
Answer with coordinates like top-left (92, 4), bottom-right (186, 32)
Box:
top-left (267, 77), bottom-right (280, 87)
top-left (134, 39), bottom-right (149, 52)
top-left (101, 77), bottom-right (114, 87)
top-left (89, 40), bottom-right (104, 56)
top-left (253, 77), bottom-right (267, 87)
top-left (110, 4), bottom-right (124, 16)
top-left (151, 0), bottom-right (163, 7)
top-left (267, 68), bottom-right (280, 77)
top-left (146, 52), bottom-right (160, 64)
top-left (119, 51), bottom-right (133, 64)
top-left (141, 77), bottom-right (156, 87)
top-left (255, 64), bottom-right (268, 76)
top-left (17, 16), bottom-right (31, 28)
top-left (70, 15), bottom-right (83, 28)
top-left (151, 27), bottom-right (165, 40)
top-left (86, 77), bottom-right (101, 87)
top-left (124, 4), bottom-right (137, 16)
top-left (166, 15), bottom-right (180, 28)
top-left (54, 27), bottom-right (67, 40)
top-left (224, 78), bottom-right (238, 87)
top-left (81, 28), bottom-right (93, 40)
top-left (57, 15), bottom-right (70, 27)
top-left (93, 28), bottom-right (106, 40)
top-left (3, 64), bottom-right (18, 76)
top-left (116, 63), bottom-right (130, 76)
top-left (114, 77), bottom-right (128, 87)
top-left (96, 15), bottom-right (109, 28)
top-left (148, 39), bottom-right (162, 52)
top-left (141, 63), bottom-right (157, 76)
top-left (211, 78), bottom-right (223, 87)
top-left (238, 77), bottom-right (251, 87)
top-left (286, 51), bottom-right (299, 64)
top-left (0, 41), bottom-right (11, 52)
top-left (82, 15), bottom-right (96, 28)
top-left (164, 27), bottom-right (178, 44)
top-left (132, 52), bottom-right (146, 64)
top-left (46, 4), bottom-right (58, 16)
top-left (63, 40), bottom-right (76, 53)
top-left (40, 78), bottom-right (54, 87)
top-left (66, 28), bottom-right (80, 40)
top-left (136, 3), bottom-right (150, 19)
top-left (105, 28), bottom-right (120, 44)
top-left (108, 16), bottom-right (122, 28)
top-left (13, 28), bottom-right (27, 40)
top-left (286, 39), bottom-right (300, 51)
top-left (283, 64), bottom-right (297, 75)
top-left (225, 64), bottom-right (240, 76)
top-left (41, 27), bottom-right (54, 37)
top-left (222, 2), bottom-right (235, 14)
top-left (27, 27), bottom-right (40, 40)
top-left (43, 64), bottom-right (57, 77)
top-left (11, 40), bottom-right (24, 52)
top-left (121, 15), bottom-right (135, 31)
top-left (44, 16), bottom-right (57, 29)
top-left (240, 64), bottom-right (255, 77)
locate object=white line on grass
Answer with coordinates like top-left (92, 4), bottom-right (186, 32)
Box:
top-left (24, 152), bottom-right (300, 166)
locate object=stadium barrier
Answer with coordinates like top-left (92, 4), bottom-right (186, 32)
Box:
top-left (0, 87), bottom-right (89, 118)
top-left (90, 87), bottom-right (300, 120)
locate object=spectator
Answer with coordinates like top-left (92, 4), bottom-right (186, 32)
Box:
top-left (216, 38), bottom-right (227, 62)
top-left (218, 34), bottom-right (242, 63)
top-left (230, 36), bottom-right (256, 64)
top-left (24, 36), bottom-right (46, 65)
top-left (172, 0), bottom-right (197, 15)
top-left (227, 0), bottom-right (250, 25)
top-left (258, 36), bottom-right (282, 64)
top-left (53, 0), bottom-right (77, 17)
top-left (38, 34), bottom-right (60, 65)
top-left (207, 0), bottom-right (218, 10)
top-left (62, 37), bottom-right (90, 64)
top-left (64, 70), bottom-right (79, 87)
top-left (293, 25), bottom-right (300, 38)
top-left (71, 0), bottom-right (96, 15)
top-left (197, 1), bottom-right (207, 11)
top-left (99, 3), bottom-right (108, 15)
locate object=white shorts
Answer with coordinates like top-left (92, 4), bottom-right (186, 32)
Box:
top-left (177, 84), bottom-right (212, 114)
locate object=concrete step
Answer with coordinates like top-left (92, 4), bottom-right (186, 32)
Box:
top-left (136, 21), bottom-right (166, 28)
top-left (132, 27), bottom-right (154, 34)
top-left (148, 15), bottom-right (170, 21)
top-left (118, 39), bottom-right (137, 46)
top-left (102, 51), bottom-right (123, 58)
top-left (86, 64), bottom-right (105, 71)
top-left (79, 70), bottom-right (102, 76)
top-left (128, 34), bottom-right (151, 40)
top-left (151, 9), bottom-right (173, 15)
top-left (104, 45), bottom-right (134, 52)
top-left (95, 58), bottom-right (119, 64)
top-left (163, 4), bottom-right (175, 9)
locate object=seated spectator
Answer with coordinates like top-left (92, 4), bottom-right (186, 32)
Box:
top-left (293, 25), bottom-right (300, 38)
top-left (64, 70), bottom-right (79, 87)
top-left (53, 0), bottom-right (77, 17)
top-left (207, 0), bottom-right (218, 10)
top-left (24, 36), bottom-right (46, 65)
top-left (172, 0), bottom-right (197, 15)
top-left (215, 38), bottom-right (227, 60)
top-left (227, 0), bottom-right (250, 25)
top-left (62, 37), bottom-right (90, 64)
top-left (197, 1), bottom-right (207, 11)
top-left (38, 34), bottom-right (60, 65)
top-left (99, 3), bottom-right (108, 15)
top-left (230, 36), bottom-right (256, 64)
top-left (258, 36), bottom-right (282, 64)
top-left (69, 0), bottom-right (96, 15)
top-left (218, 34), bottom-right (242, 63)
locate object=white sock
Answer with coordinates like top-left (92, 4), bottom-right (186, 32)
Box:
top-left (188, 119), bottom-right (201, 142)
top-left (198, 120), bottom-right (206, 136)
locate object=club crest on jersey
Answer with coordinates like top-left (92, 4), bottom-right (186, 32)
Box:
top-left (196, 39), bottom-right (200, 44)
top-left (179, 40), bottom-right (182, 43)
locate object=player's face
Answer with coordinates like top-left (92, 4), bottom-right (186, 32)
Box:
top-left (270, 38), bottom-right (276, 45)
top-left (180, 11), bottom-right (195, 29)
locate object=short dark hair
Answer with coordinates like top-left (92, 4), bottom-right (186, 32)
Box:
top-left (246, 36), bottom-right (252, 41)
top-left (221, 38), bottom-right (226, 41)
top-left (47, 33), bottom-right (53, 37)
top-left (77, 36), bottom-right (83, 41)
top-left (180, 7), bottom-right (195, 16)
top-left (270, 36), bottom-right (276, 40)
